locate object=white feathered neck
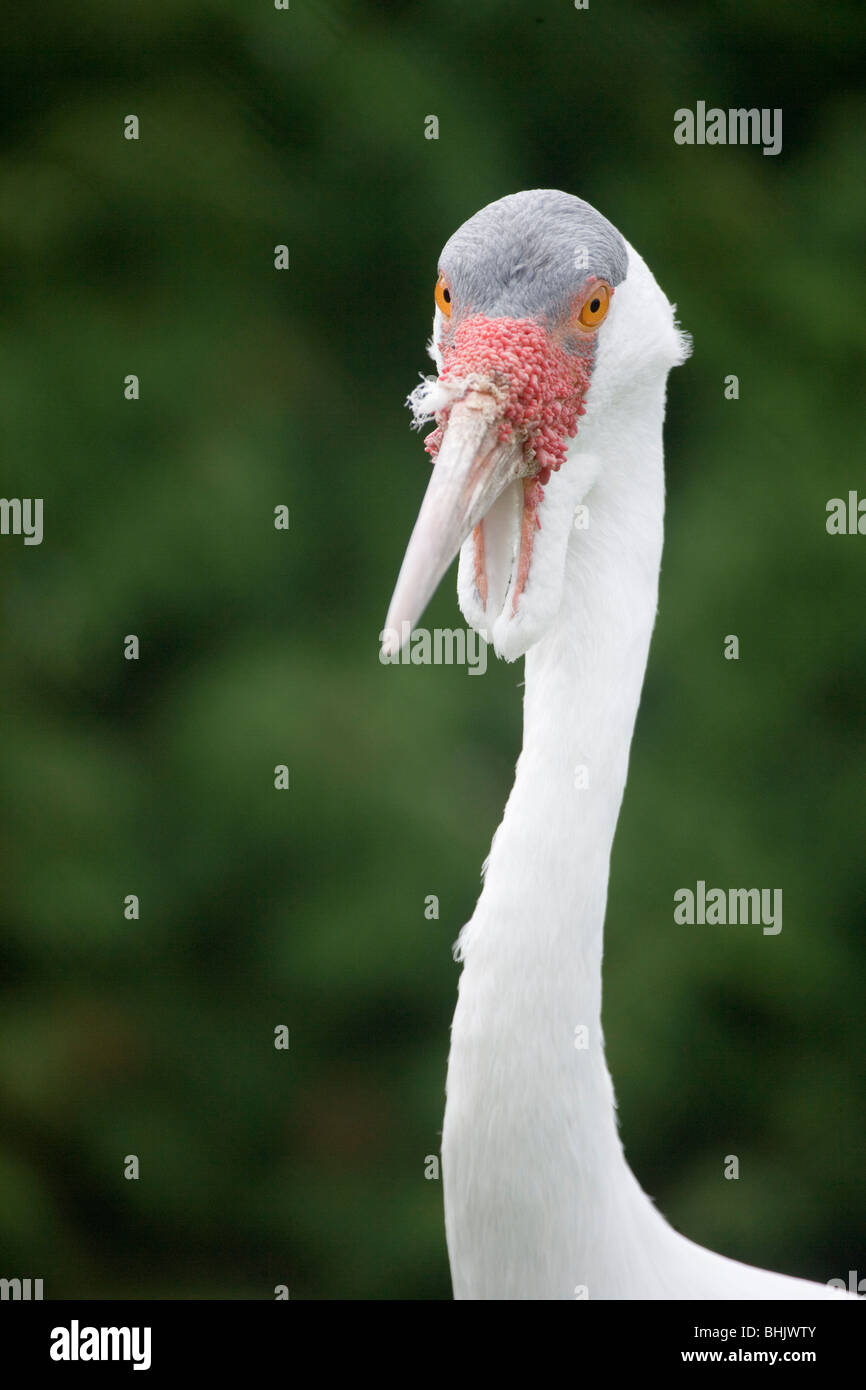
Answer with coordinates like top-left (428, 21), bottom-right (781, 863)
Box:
top-left (441, 256), bottom-right (846, 1299)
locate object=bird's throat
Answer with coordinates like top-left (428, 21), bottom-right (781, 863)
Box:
top-left (442, 415), bottom-right (668, 1299)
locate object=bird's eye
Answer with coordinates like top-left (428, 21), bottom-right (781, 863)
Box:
top-left (578, 282), bottom-right (611, 329)
top-left (435, 276), bottom-right (452, 318)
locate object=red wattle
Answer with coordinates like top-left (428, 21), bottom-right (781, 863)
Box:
top-left (425, 316), bottom-right (592, 483)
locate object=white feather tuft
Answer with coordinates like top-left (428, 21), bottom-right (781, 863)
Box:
top-left (406, 374), bottom-right (470, 430)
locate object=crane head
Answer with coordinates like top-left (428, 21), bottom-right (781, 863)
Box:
top-left (382, 189), bottom-right (686, 661)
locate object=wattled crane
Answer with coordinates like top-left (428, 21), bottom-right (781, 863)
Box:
top-left (383, 190), bottom-right (854, 1300)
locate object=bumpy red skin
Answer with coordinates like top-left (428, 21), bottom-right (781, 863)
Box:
top-left (426, 314), bottom-right (594, 484)
top-left (426, 312), bottom-right (599, 611)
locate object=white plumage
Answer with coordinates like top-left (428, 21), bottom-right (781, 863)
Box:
top-left (384, 191), bottom-right (853, 1300)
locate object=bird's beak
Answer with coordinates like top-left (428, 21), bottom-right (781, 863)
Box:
top-left (381, 390), bottom-right (529, 656)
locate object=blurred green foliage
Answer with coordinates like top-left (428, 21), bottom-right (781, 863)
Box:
top-left (0, 0), bottom-right (864, 1298)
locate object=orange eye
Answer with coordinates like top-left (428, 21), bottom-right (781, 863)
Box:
top-left (578, 282), bottom-right (611, 329)
top-left (435, 275), bottom-right (452, 318)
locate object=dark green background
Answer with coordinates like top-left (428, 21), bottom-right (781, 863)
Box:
top-left (0, 0), bottom-right (864, 1299)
